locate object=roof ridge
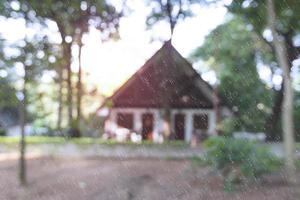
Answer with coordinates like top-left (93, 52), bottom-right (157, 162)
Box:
top-left (102, 42), bottom-right (168, 105)
top-left (99, 41), bottom-right (214, 109)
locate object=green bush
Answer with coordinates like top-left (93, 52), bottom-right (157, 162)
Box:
top-left (190, 156), bottom-right (209, 167)
top-left (218, 118), bottom-right (237, 136)
top-left (203, 136), bottom-right (282, 191)
top-left (0, 128), bottom-right (6, 136)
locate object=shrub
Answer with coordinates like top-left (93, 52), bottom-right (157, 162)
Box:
top-left (0, 128), bottom-right (6, 136)
top-left (218, 118), bottom-right (236, 136)
top-left (190, 156), bottom-right (209, 167)
top-left (203, 136), bottom-right (282, 191)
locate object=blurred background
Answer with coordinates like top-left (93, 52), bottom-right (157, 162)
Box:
top-left (0, 0), bottom-right (299, 199)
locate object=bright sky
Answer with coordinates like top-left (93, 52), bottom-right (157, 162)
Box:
top-left (80, 1), bottom-right (228, 95)
top-left (0, 1), bottom-right (229, 96)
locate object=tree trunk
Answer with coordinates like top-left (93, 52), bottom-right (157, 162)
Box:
top-left (264, 33), bottom-right (295, 141)
top-left (54, 20), bottom-right (73, 130)
top-left (19, 65), bottom-right (27, 186)
top-left (63, 43), bottom-right (73, 128)
top-left (56, 64), bottom-right (63, 132)
top-left (76, 41), bottom-right (83, 137)
top-left (265, 86), bottom-right (283, 141)
top-left (267, 0), bottom-right (296, 184)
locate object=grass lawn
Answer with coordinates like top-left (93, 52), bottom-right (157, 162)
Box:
top-left (0, 136), bottom-right (188, 147)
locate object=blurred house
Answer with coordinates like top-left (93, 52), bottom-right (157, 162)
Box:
top-left (0, 108), bottom-right (50, 136)
top-left (0, 108), bottom-right (19, 136)
top-left (99, 41), bottom-right (229, 143)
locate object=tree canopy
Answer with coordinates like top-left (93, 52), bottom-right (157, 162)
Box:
top-left (191, 17), bottom-right (273, 133)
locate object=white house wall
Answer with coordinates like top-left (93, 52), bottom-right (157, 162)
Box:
top-left (108, 108), bottom-right (163, 143)
top-left (171, 109), bottom-right (217, 142)
top-left (107, 108), bottom-right (216, 143)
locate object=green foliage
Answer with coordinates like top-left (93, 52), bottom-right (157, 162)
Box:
top-left (22, 0), bottom-right (121, 40)
top-left (294, 92), bottom-right (300, 141)
top-left (0, 79), bottom-right (18, 109)
top-left (227, 0), bottom-right (300, 35)
top-left (0, 0), bottom-right (121, 130)
top-left (204, 136), bottom-right (282, 190)
top-left (190, 156), bottom-right (209, 167)
top-left (0, 128), bottom-right (6, 136)
top-left (220, 0), bottom-right (300, 140)
top-left (295, 159), bottom-right (300, 170)
top-left (217, 118), bottom-right (238, 136)
top-left (204, 137), bottom-right (251, 170)
top-left (0, 38), bottom-right (18, 111)
top-left (146, 0), bottom-right (202, 34)
top-left (191, 17), bottom-right (273, 133)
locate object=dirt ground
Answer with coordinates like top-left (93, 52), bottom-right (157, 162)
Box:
top-left (0, 157), bottom-right (298, 200)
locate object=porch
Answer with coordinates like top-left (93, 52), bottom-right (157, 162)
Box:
top-left (105, 108), bottom-right (217, 143)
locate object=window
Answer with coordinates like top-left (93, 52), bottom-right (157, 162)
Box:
top-left (116, 113), bottom-right (133, 129)
top-left (193, 114), bottom-right (208, 130)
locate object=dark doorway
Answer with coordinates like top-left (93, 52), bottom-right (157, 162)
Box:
top-left (174, 113), bottom-right (185, 140)
top-left (193, 114), bottom-right (208, 130)
top-left (116, 113), bottom-right (133, 129)
top-left (142, 113), bottom-right (154, 140)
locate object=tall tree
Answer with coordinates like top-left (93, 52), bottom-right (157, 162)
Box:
top-left (191, 17), bottom-right (272, 134)
top-left (18, 34), bottom-right (57, 185)
top-left (0, 0), bottom-right (60, 184)
top-left (17, 0), bottom-right (121, 133)
top-left (76, 32), bottom-right (84, 136)
top-left (146, 0), bottom-right (198, 37)
top-left (56, 56), bottom-right (63, 131)
top-left (70, 1), bottom-right (121, 136)
top-left (267, 0), bottom-right (296, 183)
top-left (0, 42), bottom-right (19, 113)
top-left (19, 58), bottom-right (27, 186)
top-left (223, 0), bottom-right (300, 140)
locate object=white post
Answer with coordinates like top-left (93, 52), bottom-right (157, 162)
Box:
top-left (153, 110), bottom-right (162, 143)
top-left (170, 110), bottom-right (175, 134)
top-left (208, 111), bottom-right (216, 135)
top-left (185, 112), bottom-right (193, 142)
top-left (133, 111), bottom-right (142, 134)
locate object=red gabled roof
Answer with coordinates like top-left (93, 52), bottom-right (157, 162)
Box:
top-left (102, 40), bottom-right (215, 109)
